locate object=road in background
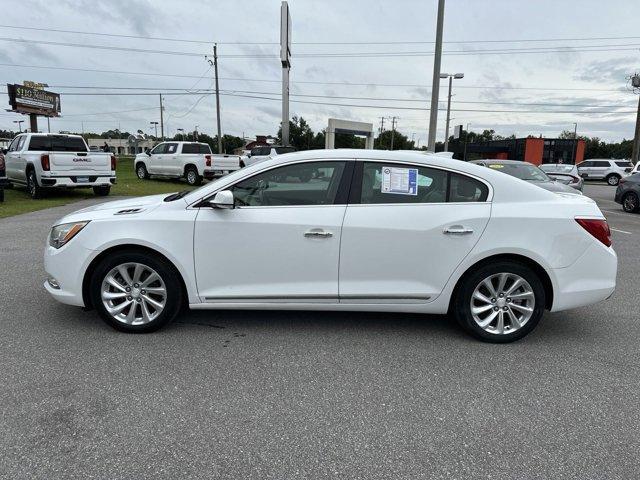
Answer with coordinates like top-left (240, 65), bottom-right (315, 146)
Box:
top-left (1, 190), bottom-right (639, 479)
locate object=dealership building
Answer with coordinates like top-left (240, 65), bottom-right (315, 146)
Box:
top-left (459, 137), bottom-right (586, 165)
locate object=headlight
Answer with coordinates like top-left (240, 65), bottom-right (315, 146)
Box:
top-left (49, 221), bottom-right (90, 249)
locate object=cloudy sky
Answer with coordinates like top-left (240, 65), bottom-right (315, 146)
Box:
top-left (0, 0), bottom-right (639, 144)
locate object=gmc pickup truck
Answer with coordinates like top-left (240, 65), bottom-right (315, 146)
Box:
top-left (134, 141), bottom-right (241, 186)
top-left (4, 133), bottom-right (116, 199)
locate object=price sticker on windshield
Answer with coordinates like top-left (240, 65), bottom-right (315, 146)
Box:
top-left (488, 164), bottom-right (504, 169)
top-left (381, 167), bottom-right (418, 195)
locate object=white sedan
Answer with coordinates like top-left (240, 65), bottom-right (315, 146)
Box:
top-left (44, 150), bottom-right (617, 342)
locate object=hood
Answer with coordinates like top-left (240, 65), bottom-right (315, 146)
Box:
top-left (535, 180), bottom-right (582, 195)
top-left (54, 193), bottom-right (181, 225)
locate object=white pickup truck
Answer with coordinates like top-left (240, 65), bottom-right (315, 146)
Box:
top-left (134, 141), bottom-right (242, 186)
top-left (4, 133), bottom-right (116, 199)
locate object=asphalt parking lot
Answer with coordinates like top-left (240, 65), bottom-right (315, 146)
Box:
top-left (1, 183), bottom-right (639, 479)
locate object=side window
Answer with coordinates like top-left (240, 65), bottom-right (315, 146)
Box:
top-left (16, 136), bottom-right (26, 151)
top-left (593, 161), bottom-right (609, 168)
top-left (8, 136), bottom-right (20, 151)
top-left (578, 161), bottom-right (590, 168)
top-left (166, 143), bottom-right (178, 154)
top-left (449, 173), bottom-right (489, 202)
top-left (360, 162), bottom-right (447, 204)
top-left (181, 143), bottom-right (200, 154)
top-left (150, 143), bottom-right (166, 155)
top-left (230, 161), bottom-right (345, 207)
top-left (199, 144), bottom-right (212, 154)
top-left (250, 147), bottom-right (261, 156)
top-left (261, 147), bottom-right (272, 156)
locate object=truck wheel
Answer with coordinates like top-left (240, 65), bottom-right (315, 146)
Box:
top-left (93, 186), bottom-right (111, 196)
top-left (606, 174), bottom-right (620, 186)
top-left (27, 170), bottom-right (44, 199)
top-left (185, 167), bottom-right (202, 186)
top-left (136, 163), bottom-right (149, 180)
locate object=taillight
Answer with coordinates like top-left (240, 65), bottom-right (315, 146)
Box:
top-left (575, 218), bottom-right (612, 247)
top-left (41, 153), bottom-right (50, 171)
top-left (110, 155), bottom-right (116, 171)
top-left (205, 154), bottom-right (211, 167)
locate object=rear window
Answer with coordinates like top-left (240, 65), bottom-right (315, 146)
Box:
top-left (615, 161), bottom-right (632, 168)
top-left (275, 146), bottom-right (296, 154)
top-left (540, 164), bottom-right (574, 173)
top-left (181, 143), bottom-right (211, 154)
top-left (28, 135), bottom-right (88, 152)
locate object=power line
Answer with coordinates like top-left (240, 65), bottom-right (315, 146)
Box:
top-left (2, 24), bottom-right (640, 46)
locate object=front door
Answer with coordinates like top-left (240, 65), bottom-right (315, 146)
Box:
top-left (193, 160), bottom-right (351, 302)
top-left (339, 161), bottom-right (491, 302)
top-left (147, 143), bottom-right (166, 175)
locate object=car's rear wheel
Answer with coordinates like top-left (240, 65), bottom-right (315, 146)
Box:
top-left (136, 163), bottom-right (149, 180)
top-left (622, 192), bottom-right (639, 213)
top-left (453, 261), bottom-right (545, 343)
top-left (90, 250), bottom-right (183, 333)
top-left (606, 174), bottom-right (620, 186)
top-left (0, 187), bottom-right (4, 202)
top-left (93, 185), bottom-right (111, 196)
top-left (27, 170), bottom-right (44, 199)
top-left (185, 166), bottom-right (202, 186)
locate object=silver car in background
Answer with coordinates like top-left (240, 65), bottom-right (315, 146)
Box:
top-left (576, 159), bottom-right (632, 186)
top-left (539, 163), bottom-right (584, 192)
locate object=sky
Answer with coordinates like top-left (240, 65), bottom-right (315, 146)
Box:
top-left (0, 0), bottom-right (639, 146)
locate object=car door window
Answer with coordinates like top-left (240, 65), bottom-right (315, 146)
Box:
top-left (8, 136), bottom-right (20, 152)
top-left (593, 161), bottom-right (609, 168)
top-left (230, 161), bottom-right (345, 207)
top-left (16, 136), bottom-right (26, 151)
top-left (166, 143), bottom-right (178, 154)
top-left (579, 161), bottom-right (592, 168)
top-left (150, 143), bottom-right (166, 155)
top-left (449, 173), bottom-right (489, 202)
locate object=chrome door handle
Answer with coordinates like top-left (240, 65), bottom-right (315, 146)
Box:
top-left (443, 226), bottom-right (474, 235)
top-left (304, 230), bottom-right (333, 238)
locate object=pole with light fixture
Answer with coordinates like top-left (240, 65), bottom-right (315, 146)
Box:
top-left (441, 72), bottom-right (464, 152)
top-left (13, 120), bottom-right (24, 133)
top-left (177, 128), bottom-right (185, 141)
top-left (631, 73), bottom-right (640, 166)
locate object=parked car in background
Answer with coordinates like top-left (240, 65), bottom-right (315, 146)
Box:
top-left (576, 159), bottom-right (632, 186)
top-left (43, 149), bottom-right (616, 343)
top-left (539, 163), bottom-right (584, 192)
top-left (134, 141), bottom-right (241, 186)
top-left (244, 145), bottom-right (296, 167)
top-left (4, 133), bottom-right (115, 199)
top-left (471, 159), bottom-right (581, 194)
top-left (0, 149), bottom-right (6, 202)
top-left (614, 173), bottom-right (640, 213)
top-left (630, 160), bottom-right (640, 175)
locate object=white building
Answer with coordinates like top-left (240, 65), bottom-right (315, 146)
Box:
top-left (86, 137), bottom-right (157, 155)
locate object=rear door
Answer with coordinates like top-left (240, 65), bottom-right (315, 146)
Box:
top-left (339, 161), bottom-right (491, 302)
top-left (590, 160), bottom-right (610, 179)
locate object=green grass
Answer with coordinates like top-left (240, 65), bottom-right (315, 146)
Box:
top-left (0, 157), bottom-right (198, 219)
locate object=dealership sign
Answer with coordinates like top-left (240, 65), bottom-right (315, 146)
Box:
top-left (7, 83), bottom-right (61, 117)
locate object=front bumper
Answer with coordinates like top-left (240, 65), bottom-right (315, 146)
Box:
top-left (40, 174), bottom-right (116, 188)
top-left (44, 242), bottom-right (96, 307)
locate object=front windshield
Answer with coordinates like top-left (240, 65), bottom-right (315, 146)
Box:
top-left (540, 164), bottom-right (574, 173)
top-left (486, 163), bottom-right (551, 182)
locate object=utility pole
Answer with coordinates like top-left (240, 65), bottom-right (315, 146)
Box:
top-left (159, 94), bottom-right (165, 140)
top-left (213, 44), bottom-right (223, 153)
top-left (427, 0), bottom-right (446, 151)
top-left (631, 73), bottom-right (640, 165)
top-left (444, 75), bottom-right (453, 151)
top-left (463, 122), bottom-right (471, 161)
top-left (280, 2), bottom-right (292, 147)
top-left (572, 122), bottom-right (578, 164)
top-left (378, 116), bottom-right (386, 149)
top-left (390, 116), bottom-right (398, 151)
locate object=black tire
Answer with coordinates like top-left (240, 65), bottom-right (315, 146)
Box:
top-left (185, 166), bottom-right (202, 186)
top-left (90, 250), bottom-right (183, 333)
top-left (606, 174), bottom-right (620, 186)
top-left (27, 170), bottom-right (44, 199)
top-left (452, 261), bottom-right (546, 343)
top-left (93, 185), bottom-right (111, 196)
top-left (622, 192), bottom-right (640, 213)
top-left (136, 163), bottom-right (149, 180)
top-left (0, 188), bottom-right (4, 202)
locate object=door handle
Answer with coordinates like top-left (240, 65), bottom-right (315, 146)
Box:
top-left (304, 229), bottom-right (333, 238)
top-left (443, 226), bottom-right (474, 235)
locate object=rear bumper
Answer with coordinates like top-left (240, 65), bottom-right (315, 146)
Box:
top-left (40, 174), bottom-right (116, 188)
top-left (204, 168), bottom-right (239, 179)
top-left (550, 242), bottom-right (617, 312)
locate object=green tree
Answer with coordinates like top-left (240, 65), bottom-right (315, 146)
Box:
top-left (375, 130), bottom-right (414, 150)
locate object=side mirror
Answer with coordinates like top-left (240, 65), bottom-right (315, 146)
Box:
top-left (1, 148), bottom-right (7, 155)
top-left (146, 151), bottom-right (151, 156)
top-left (209, 190), bottom-right (234, 209)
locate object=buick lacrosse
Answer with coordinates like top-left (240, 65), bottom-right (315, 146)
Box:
top-left (44, 150), bottom-right (617, 342)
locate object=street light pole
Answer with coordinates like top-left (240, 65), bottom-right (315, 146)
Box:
top-left (427, 0), bottom-right (446, 151)
top-left (572, 122), bottom-right (578, 164)
top-left (13, 120), bottom-right (23, 133)
top-left (150, 121), bottom-right (158, 139)
top-left (441, 73), bottom-right (464, 152)
top-left (463, 122), bottom-right (471, 161)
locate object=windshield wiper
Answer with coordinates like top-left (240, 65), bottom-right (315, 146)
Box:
top-left (164, 190), bottom-right (189, 202)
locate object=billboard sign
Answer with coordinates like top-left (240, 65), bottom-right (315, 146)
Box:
top-left (7, 83), bottom-right (61, 117)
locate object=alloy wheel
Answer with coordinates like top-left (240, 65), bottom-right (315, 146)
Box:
top-left (187, 170), bottom-right (197, 184)
top-left (137, 166), bottom-right (146, 179)
top-left (623, 193), bottom-right (639, 212)
top-left (470, 272), bottom-right (535, 335)
top-left (101, 262), bottom-right (167, 325)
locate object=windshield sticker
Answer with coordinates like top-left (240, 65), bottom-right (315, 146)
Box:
top-left (381, 167), bottom-right (418, 195)
top-left (488, 164), bottom-right (504, 169)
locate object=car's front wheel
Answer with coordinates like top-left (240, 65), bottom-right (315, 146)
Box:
top-left (606, 174), bottom-right (621, 186)
top-left (453, 261), bottom-right (545, 343)
top-left (136, 163), bottom-right (149, 180)
top-left (90, 250), bottom-right (183, 333)
top-left (622, 192), bottom-right (639, 213)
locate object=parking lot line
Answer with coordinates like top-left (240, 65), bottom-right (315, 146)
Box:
top-left (610, 228), bottom-right (633, 235)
